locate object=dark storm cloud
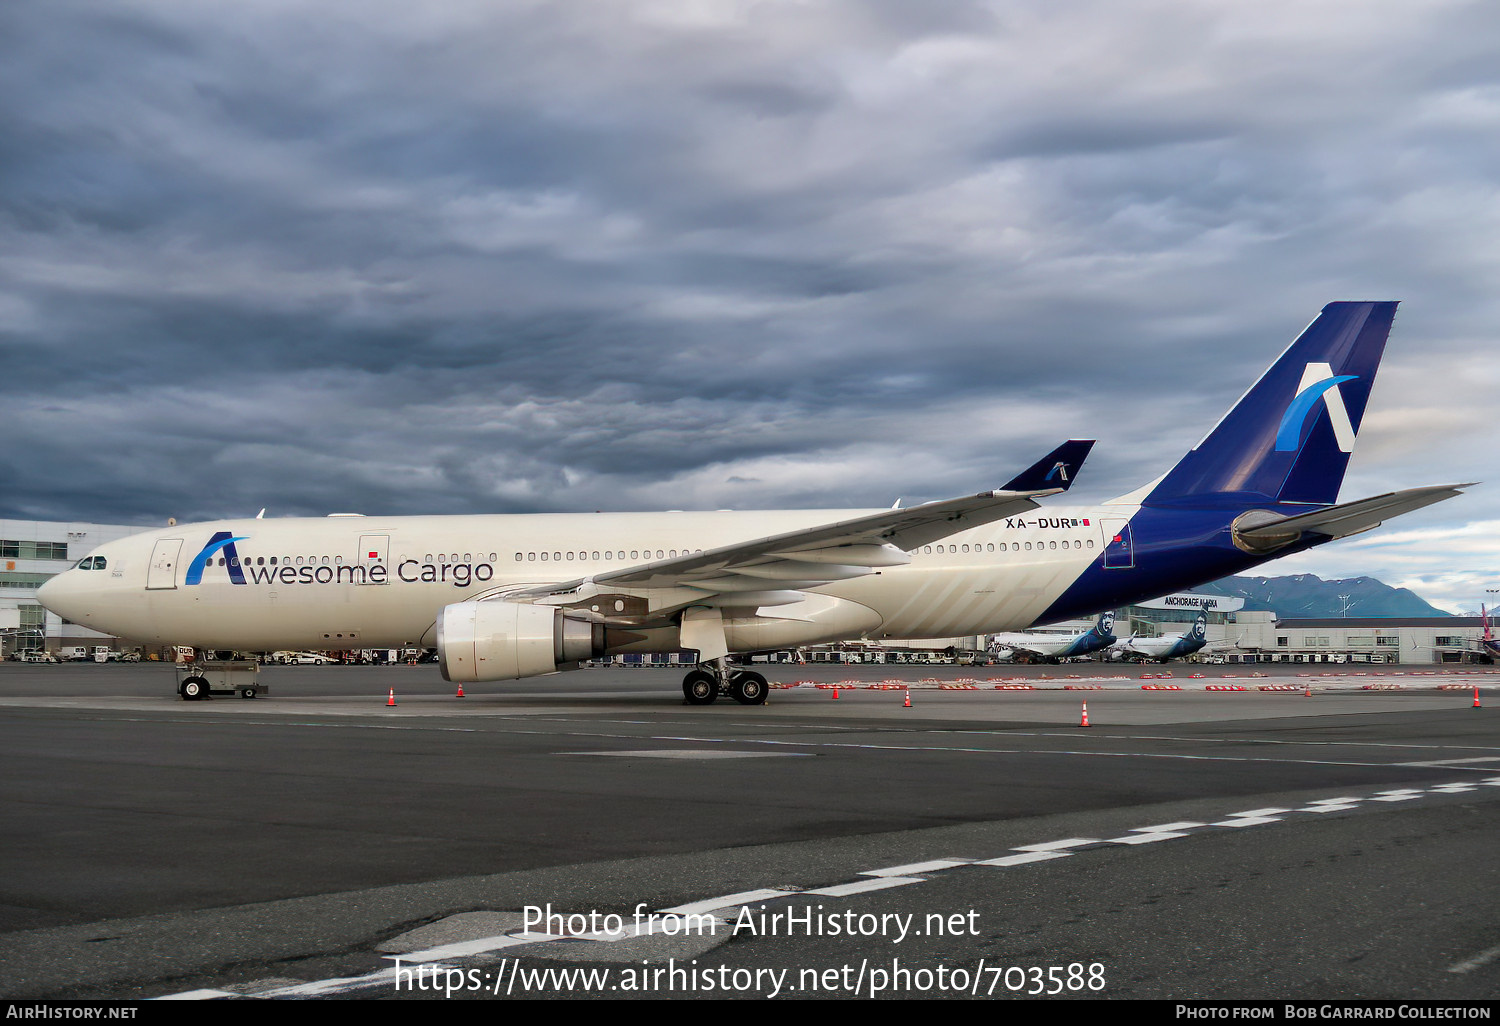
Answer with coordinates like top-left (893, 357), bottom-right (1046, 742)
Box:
top-left (2, 0), bottom-right (1497, 615)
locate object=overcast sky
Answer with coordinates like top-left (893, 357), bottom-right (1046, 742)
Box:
top-left (3, 1), bottom-right (1497, 611)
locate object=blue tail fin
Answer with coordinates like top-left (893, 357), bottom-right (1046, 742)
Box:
top-left (1145, 302), bottom-right (1397, 507)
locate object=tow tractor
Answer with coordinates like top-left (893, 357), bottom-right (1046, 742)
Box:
top-left (176, 660), bottom-right (267, 700)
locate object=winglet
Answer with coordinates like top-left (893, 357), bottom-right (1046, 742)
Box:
top-left (1002, 440), bottom-right (1096, 492)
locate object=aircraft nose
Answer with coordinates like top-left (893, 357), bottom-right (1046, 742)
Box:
top-left (36, 571), bottom-right (79, 620)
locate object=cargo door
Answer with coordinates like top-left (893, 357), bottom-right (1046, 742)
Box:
top-left (147, 538), bottom-right (183, 590)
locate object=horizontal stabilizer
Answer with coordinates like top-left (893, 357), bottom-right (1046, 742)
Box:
top-left (1232, 483), bottom-right (1473, 552)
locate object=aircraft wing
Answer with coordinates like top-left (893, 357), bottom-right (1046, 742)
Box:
top-left (507, 440), bottom-right (1095, 614)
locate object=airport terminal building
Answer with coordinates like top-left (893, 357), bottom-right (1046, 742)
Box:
top-left (2, 519), bottom-right (1492, 665)
top-left (0, 519), bottom-right (151, 658)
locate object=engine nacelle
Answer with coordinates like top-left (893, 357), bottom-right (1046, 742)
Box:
top-left (437, 600), bottom-right (605, 683)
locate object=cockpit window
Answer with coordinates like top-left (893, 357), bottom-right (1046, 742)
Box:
top-left (75, 556), bottom-right (106, 570)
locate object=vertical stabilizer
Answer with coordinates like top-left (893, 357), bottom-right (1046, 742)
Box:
top-left (1145, 302), bottom-right (1397, 507)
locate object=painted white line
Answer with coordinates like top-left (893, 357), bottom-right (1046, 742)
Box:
top-left (660, 889), bottom-right (795, 916)
top-left (1105, 831), bottom-right (1195, 845)
top-left (975, 851), bottom-right (1070, 867)
top-left (562, 749), bottom-right (812, 759)
top-left (1227, 807), bottom-right (1293, 817)
top-left (1370, 790), bottom-right (1425, 802)
top-left (1306, 797), bottom-right (1365, 805)
top-left (1212, 816), bottom-right (1284, 827)
top-left (1131, 821), bottom-right (1207, 831)
top-left (1012, 838), bottom-right (1101, 852)
top-left (1448, 942), bottom-right (1500, 974)
top-left (255, 965), bottom-right (403, 998)
top-left (860, 859), bottom-right (972, 877)
top-left (1297, 804), bottom-right (1361, 814)
top-left (155, 989), bottom-right (240, 1000)
top-left (1428, 784), bottom-right (1478, 793)
top-left (807, 877), bottom-right (927, 897)
top-left (1398, 757), bottom-right (1500, 768)
top-left (395, 932), bottom-right (557, 962)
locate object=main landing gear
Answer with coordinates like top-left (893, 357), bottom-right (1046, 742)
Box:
top-left (681, 661), bottom-right (769, 706)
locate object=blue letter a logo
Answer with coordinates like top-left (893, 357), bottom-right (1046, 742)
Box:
top-left (185, 532), bottom-right (249, 585)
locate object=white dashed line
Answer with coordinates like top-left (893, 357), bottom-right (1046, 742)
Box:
top-left (974, 851), bottom-right (1072, 867)
top-left (159, 776), bottom-right (1498, 1000)
top-left (860, 859), bottom-right (973, 877)
top-left (1011, 838), bottom-right (1101, 852)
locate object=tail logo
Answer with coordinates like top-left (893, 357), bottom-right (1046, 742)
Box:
top-left (1045, 462), bottom-right (1070, 483)
top-left (1276, 363), bottom-right (1358, 453)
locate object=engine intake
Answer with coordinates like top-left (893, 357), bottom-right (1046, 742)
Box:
top-left (437, 600), bottom-right (606, 682)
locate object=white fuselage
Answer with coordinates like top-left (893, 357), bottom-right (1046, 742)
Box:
top-left (42, 503), bottom-right (1133, 653)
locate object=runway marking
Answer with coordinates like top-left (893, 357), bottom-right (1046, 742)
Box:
top-left (859, 858), bottom-right (973, 877)
top-left (974, 851), bottom-right (1071, 867)
top-left (807, 877), bottom-right (926, 896)
top-left (560, 749), bottom-right (813, 759)
top-left (157, 775), bottom-right (1500, 1001)
top-left (1448, 942), bottom-right (1500, 975)
top-left (660, 889), bottom-right (798, 916)
top-left (1105, 822), bottom-right (1206, 845)
top-left (1398, 757), bottom-right (1500, 768)
top-left (1012, 838), bottom-right (1101, 852)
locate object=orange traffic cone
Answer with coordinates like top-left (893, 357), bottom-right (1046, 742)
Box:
top-left (832, 686), bottom-right (839, 700)
top-left (1080, 701), bottom-right (1091, 727)
top-left (456, 683), bottom-right (465, 698)
top-left (1475, 687), bottom-right (1482, 709)
top-left (1305, 685), bottom-right (1311, 698)
top-left (387, 688), bottom-right (397, 707)
top-left (903, 688), bottom-right (911, 708)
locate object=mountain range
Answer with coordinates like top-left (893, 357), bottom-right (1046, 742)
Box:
top-left (1197, 574), bottom-right (1452, 619)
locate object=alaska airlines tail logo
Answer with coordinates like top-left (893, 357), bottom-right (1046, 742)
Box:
top-left (1098, 611), bottom-right (1115, 635)
top-left (185, 532), bottom-right (249, 585)
top-left (1275, 363), bottom-right (1358, 453)
top-left (1191, 614), bottom-right (1207, 640)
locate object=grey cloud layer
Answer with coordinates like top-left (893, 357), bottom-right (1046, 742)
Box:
top-left (2, 1), bottom-right (1497, 554)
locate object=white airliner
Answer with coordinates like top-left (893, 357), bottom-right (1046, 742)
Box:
top-left (1111, 612), bottom-right (1211, 662)
top-left (989, 612), bottom-right (1116, 664)
top-left (40, 303), bottom-right (1470, 705)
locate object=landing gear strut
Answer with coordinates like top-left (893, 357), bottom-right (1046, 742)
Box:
top-left (680, 661), bottom-right (769, 706)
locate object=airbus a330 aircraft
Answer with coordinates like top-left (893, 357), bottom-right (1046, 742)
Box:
top-left (40, 302), bottom-right (1470, 705)
top-left (989, 612), bottom-right (1116, 663)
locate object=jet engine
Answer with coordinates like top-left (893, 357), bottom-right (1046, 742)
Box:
top-left (437, 600), bottom-right (606, 682)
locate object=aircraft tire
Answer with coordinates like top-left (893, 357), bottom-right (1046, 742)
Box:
top-left (181, 677), bottom-right (208, 701)
top-left (682, 670), bottom-right (718, 705)
top-left (730, 671), bottom-right (768, 706)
